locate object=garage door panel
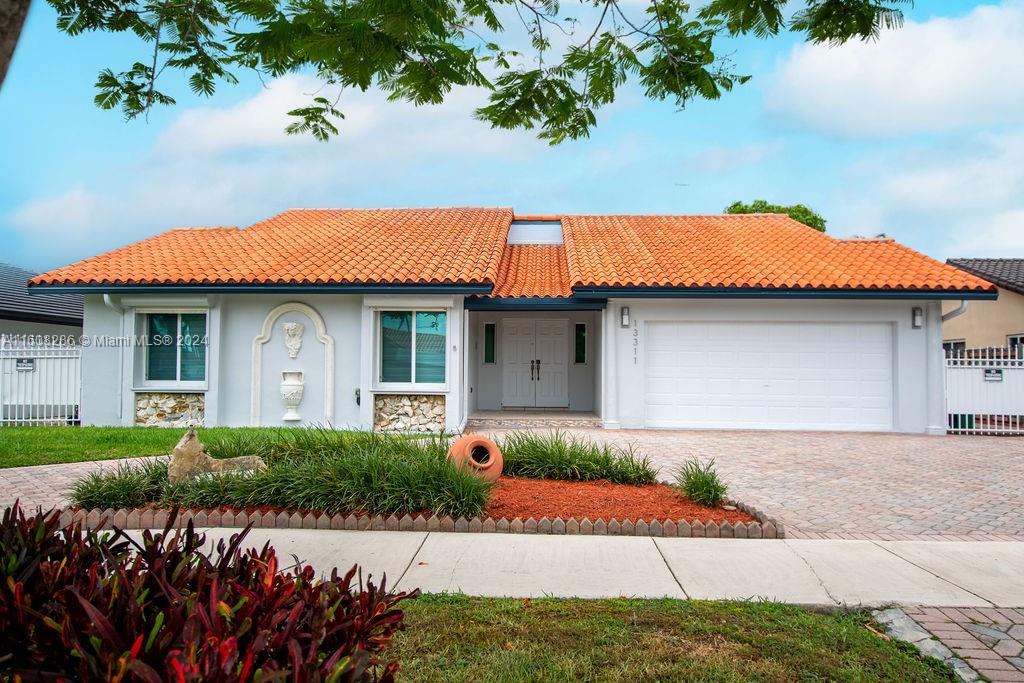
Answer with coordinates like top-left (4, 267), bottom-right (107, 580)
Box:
top-left (644, 321), bottom-right (893, 431)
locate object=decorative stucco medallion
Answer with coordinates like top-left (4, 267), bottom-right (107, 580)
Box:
top-left (283, 321), bottom-right (304, 359)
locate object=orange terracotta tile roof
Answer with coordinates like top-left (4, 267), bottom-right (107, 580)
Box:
top-left (562, 214), bottom-right (992, 292)
top-left (30, 209), bottom-right (993, 295)
top-left (488, 245), bottom-right (572, 298)
top-left (30, 208), bottom-right (513, 286)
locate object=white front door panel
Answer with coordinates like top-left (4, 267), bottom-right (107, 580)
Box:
top-left (500, 319), bottom-right (570, 408)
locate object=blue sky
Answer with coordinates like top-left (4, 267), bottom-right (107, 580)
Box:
top-left (2, 0), bottom-right (1022, 272)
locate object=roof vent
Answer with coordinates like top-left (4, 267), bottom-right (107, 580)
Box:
top-left (507, 218), bottom-right (563, 245)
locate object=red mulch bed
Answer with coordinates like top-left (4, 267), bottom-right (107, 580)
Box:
top-left (484, 477), bottom-right (755, 524)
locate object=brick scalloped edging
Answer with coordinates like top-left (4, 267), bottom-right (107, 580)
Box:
top-left (56, 497), bottom-right (783, 539)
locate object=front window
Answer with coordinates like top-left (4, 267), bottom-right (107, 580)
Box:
top-left (379, 310), bottom-right (447, 385)
top-left (943, 339), bottom-right (966, 357)
top-left (1008, 334), bottom-right (1024, 351)
top-left (145, 312), bottom-right (207, 383)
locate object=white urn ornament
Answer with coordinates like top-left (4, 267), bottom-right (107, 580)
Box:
top-left (280, 370), bottom-right (305, 421)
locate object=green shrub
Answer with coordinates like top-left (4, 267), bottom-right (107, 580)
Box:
top-left (1, 503), bottom-right (414, 681)
top-left (500, 431), bottom-right (656, 485)
top-left (71, 429), bottom-right (492, 518)
top-left (674, 458), bottom-right (728, 507)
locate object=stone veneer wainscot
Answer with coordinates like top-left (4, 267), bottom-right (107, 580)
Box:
top-left (135, 392), bottom-right (205, 427)
top-left (373, 394), bottom-right (445, 432)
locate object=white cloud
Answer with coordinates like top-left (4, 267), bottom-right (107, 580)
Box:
top-left (829, 129), bottom-right (1024, 259)
top-left (7, 75), bottom-right (551, 264)
top-left (767, 1), bottom-right (1024, 136)
top-left (11, 186), bottom-right (107, 234)
top-left (947, 208), bottom-right (1024, 257)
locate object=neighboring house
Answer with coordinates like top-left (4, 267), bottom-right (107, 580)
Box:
top-left (943, 259), bottom-right (1024, 352)
top-left (0, 262), bottom-right (83, 336)
top-left (29, 209), bottom-right (994, 433)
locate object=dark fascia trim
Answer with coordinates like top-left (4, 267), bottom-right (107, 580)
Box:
top-left (29, 283), bottom-right (494, 295)
top-left (0, 312), bottom-right (83, 327)
top-left (571, 286), bottom-right (998, 301)
top-left (465, 297), bottom-right (607, 311)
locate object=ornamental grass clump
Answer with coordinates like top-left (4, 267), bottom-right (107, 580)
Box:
top-left (500, 431), bottom-right (656, 485)
top-left (0, 502), bottom-right (415, 682)
top-left (71, 429), bottom-right (492, 518)
top-left (72, 458), bottom-right (168, 509)
top-left (674, 458), bottom-right (728, 508)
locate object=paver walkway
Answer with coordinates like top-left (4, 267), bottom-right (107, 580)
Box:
top-left (877, 605), bottom-right (1024, 682)
top-left (0, 456), bottom-right (159, 512)
top-left (479, 428), bottom-right (1024, 539)
top-left (905, 606), bottom-right (1024, 681)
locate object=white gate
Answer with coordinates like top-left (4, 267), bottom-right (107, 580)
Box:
top-left (945, 347), bottom-right (1024, 435)
top-left (0, 335), bottom-right (81, 426)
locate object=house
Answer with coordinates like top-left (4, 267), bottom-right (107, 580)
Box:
top-left (0, 262), bottom-right (83, 337)
top-left (29, 209), bottom-right (993, 433)
top-left (943, 259), bottom-right (1024, 352)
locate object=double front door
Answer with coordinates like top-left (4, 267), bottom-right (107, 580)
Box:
top-left (501, 319), bottom-right (569, 407)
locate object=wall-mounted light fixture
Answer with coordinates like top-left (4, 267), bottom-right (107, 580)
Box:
top-left (911, 307), bottom-right (924, 329)
top-left (620, 306), bottom-right (630, 328)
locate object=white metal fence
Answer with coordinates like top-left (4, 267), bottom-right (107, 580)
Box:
top-left (945, 346), bottom-right (1024, 435)
top-left (0, 335), bottom-right (81, 426)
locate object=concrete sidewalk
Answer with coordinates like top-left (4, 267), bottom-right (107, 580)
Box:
top-left (172, 528), bottom-right (1024, 608)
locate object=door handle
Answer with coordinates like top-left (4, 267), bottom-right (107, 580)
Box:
top-left (530, 360), bottom-right (535, 380)
top-left (535, 358), bottom-right (540, 381)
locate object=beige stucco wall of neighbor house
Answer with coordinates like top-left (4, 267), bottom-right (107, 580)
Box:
top-left (942, 287), bottom-right (1024, 347)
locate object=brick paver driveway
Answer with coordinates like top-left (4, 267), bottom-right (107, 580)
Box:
top-left (483, 429), bottom-right (1024, 539)
top-left (3, 430), bottom-right (1023, 539)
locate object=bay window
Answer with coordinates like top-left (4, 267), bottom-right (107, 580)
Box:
top-left (379, 310), bottom-right (447, 387)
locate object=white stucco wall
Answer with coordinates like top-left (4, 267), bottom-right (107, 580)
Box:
top-left (80, 293), bottom-right (945, 433)
top-left (81, 292), bottom-right (465, 430)
top-left (600, 298), bottom-right (945, 434)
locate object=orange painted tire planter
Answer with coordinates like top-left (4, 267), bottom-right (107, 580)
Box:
top-left (447, 435), bottom-right (503, 482)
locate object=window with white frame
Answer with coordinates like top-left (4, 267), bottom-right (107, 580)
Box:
top-left (1009, 334), bottom-right (1024, 352)
top-left (378, 310), bottom-right (447, 386)
top-left (143, 312), bottom-right (208, 385)
top-left (942, 339), bottom-right (966, 357)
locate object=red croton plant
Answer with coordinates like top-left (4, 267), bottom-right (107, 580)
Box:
top-left (0, 503), bottom-right (417, 682)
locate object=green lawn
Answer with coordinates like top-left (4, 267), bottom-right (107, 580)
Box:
top-left (390, 595), bottom-right (952, 682)
top-left (0, 426), bottom-right (291, 468)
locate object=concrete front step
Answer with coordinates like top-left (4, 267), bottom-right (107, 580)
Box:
top-left (466, 414), bottom-right (603, 430)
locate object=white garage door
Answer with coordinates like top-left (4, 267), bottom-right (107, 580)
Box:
top-left (644, 322), bottom-right (893, 431)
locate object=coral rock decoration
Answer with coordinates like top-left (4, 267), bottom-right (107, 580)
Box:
top-left (134, 392), bottom-right (204, 426)
top-left (167, 428), bottom-right (266, 484)
top-left (374, 394), bottom-right (445, 432)
top-left (448, 434), bottom-right (503, 482)
top-left (283, 321), bottom-right (304, 358)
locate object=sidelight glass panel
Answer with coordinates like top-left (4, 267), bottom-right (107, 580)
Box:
top-left (146, 313), bottom-right (178, 380)
top-left (415, 311), bottom-right (447, 383)
top-left (483, 323), bottom-right (496, 364)
top-left (380, 311), bottom-right (413, 383)
top-left (574, 323), bottom-right (587, 364)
